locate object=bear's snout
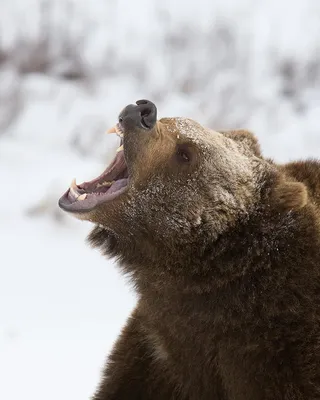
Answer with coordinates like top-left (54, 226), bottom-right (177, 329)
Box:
top-left (119, 99), bottom-right (157, 131)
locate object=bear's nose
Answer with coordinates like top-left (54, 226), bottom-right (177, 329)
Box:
top-left (118, 99), bottom-right (157, 131)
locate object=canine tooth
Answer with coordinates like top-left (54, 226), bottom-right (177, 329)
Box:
top-left (70, 186), bottom-right (79, 198)
top-left (70, 178), bottom-right (80, 198)
top-left (106, 126), bottom-right (116, 134)
top-left (78, 193), bottom-right (87, 201)
top-left (116, 144), bottom-right (124, 153)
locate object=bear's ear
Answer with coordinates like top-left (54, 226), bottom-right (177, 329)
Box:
top-left (220, 129), bottom-right (261, 157)
top-left (272, 181), bottom-right (308, 211)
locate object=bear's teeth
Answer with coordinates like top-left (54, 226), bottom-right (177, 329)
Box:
top-left (106, 124), bottom-right (123, 138)
top-left (106, 126), bottom-right (116, 134)
top-left (116, 145), bottom-right (124, 153)
top-left (78, 193), bottom-right (87, 201)
top-left (70, 178), bottom-right (80, 198)
top-left (115, 125), bottom-right (124, 137)
top-left (96, 181), bottom-right (114, 188)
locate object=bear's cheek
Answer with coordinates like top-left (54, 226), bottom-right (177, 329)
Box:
top-left (131, 182), bottom-right (203, 232)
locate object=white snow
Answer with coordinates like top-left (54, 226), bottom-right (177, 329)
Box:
top-left (0, 137), bottom-right (136, 400)
top-left (1, 0), bottom-right (320, 399)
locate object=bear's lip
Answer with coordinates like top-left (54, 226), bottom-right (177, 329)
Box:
top-left (58, 134), bottom-right (129, 213)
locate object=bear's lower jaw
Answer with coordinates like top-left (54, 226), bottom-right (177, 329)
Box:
top-left (58, 145), bottom-right (129, 213)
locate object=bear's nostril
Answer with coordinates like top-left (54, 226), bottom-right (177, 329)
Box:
top-left (136, 99), bottom-right (157, 129)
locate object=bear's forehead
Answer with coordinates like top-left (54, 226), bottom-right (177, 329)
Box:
top-left (158, 117), bottom-right (256, 182)
top-left (160, 116), bottom-right (223, 150)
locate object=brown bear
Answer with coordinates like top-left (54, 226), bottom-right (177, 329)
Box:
top-left (59, 100), bottom-right (320, 400)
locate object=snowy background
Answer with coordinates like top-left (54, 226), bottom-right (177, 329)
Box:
top-left (1, 0), bottom-right (320, 399)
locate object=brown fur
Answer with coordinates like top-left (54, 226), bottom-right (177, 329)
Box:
top-left (64, 116), bottom-right (320, 399)
top-left (272, 181), bottom-right (308, 211)
top-left (282, 160), bottom-right (320, 209)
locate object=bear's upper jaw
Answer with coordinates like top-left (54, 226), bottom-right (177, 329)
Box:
top-left (58, 135), bottom-right (129, 213)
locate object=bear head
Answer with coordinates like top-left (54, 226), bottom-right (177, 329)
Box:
top-left (59, 100), bottom-right (309, 290)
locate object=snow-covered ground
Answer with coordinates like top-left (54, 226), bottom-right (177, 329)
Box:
top-left (1, 0), bottom-right (320, 399)
top-left (0, 137), bottom-right (136, 400)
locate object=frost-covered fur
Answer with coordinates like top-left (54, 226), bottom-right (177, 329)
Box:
top-left (72, 115), bottom-right (320, 400)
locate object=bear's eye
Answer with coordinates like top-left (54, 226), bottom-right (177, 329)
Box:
top-left (175, 144), bottom-right (192, 164)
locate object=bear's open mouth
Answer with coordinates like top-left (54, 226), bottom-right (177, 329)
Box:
top-left (59, 125), bottom-right (128, 213)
